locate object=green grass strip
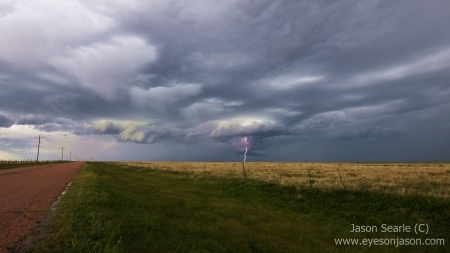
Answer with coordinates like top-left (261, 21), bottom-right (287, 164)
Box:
top-left (32, 162), bottom-right (450, 253)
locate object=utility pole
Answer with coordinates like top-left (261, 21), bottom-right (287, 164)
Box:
top-left (35, 135), bottom-right (44, 162)
top-left (61, 147), bottom-right (65, 161)
top-left (70, 151), bottom-right (72, 161)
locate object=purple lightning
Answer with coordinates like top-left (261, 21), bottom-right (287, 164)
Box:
top-left (244, 137), bottom-right (248, 162)
top-left (244, 147), bottom-right (247, 162)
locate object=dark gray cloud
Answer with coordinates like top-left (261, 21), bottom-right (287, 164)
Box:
top-left (1, 0), bottom-right (450, 161)
top-left (0, 114), bottom-right (14, 128)
top-left (16, 115), bottom-right (53, 125)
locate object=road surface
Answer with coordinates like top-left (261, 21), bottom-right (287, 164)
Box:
top-left (0, 162), bottom-right (83, 252)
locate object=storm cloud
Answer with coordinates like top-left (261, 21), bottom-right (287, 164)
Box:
top-left (1, 0), bottom-right (449, 161)
top-left (0, 114), bottom-right (14, 128)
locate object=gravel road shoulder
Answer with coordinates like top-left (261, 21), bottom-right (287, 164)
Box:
top-left (0, 162), bottom-right (84, 253)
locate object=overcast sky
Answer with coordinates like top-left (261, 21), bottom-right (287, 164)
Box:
top-left (1, 0), bottom-right (449, 162)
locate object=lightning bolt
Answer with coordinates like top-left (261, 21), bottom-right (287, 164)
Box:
top-left (244, 146), bottom-right (247, 162)
top-left (244, 137), bottom-right (248, 162)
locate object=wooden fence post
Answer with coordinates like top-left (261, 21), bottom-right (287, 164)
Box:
top-left (308, 168), bottom-right (312, 188)
top-left (337, 167), bottom-right (346, 190)
top-left (242, 163), bottom-right (247, 182)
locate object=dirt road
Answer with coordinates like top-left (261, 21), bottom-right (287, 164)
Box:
top-left (0, 162), bottom-right (83, 252)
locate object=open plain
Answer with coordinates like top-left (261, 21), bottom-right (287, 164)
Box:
top-left (31, 162), bottom-right (450, 252)
top-left (117, 161), bottom-right (450, 199)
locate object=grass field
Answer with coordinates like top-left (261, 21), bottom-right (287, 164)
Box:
top-left (115, 161), bottom-right (450, 199)
top-left (31, 162), bottom-right (449, 252)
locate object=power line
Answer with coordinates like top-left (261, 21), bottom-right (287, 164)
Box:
top-left (61, 147), bottom-right (65, 161)
top-left (32, 135), bottom-right (80, 162)
top-left (35, 135), bottom-right (44, 162)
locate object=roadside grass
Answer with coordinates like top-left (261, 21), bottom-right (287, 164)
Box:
top-left (0, 161), bottom-right (70, 170)
top-left (31, 162), bottom-right (450, 252)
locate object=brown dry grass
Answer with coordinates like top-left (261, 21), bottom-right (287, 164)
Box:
top-left (111, 161), bottom-right (450, 199)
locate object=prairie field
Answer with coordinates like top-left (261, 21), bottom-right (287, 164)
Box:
top-left (114, 161), bottom-right (450, 199)
top-left (31, 162), bottom-right (450, 252)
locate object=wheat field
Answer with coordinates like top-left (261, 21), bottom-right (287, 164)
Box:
top-left (110, 161), bottom-right (450, 199)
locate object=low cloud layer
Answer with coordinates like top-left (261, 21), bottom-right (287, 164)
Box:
top-left (1, 0), bottom-right (450, 161)
top-left (0, 114), bottom-right (14, 128)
